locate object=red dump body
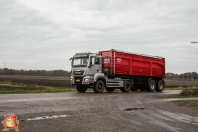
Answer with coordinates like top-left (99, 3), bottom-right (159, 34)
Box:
top-left (98, 49), bottom-right (165, 78)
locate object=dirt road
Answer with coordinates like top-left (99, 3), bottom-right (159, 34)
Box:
top-left (0, 91), bottom-right (198, 132)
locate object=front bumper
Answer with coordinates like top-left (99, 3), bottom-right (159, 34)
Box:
top-left (71, 75), bottom-right (94, 85)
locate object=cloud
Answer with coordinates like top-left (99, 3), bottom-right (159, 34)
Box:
top-left (0, 0), bottom-right (198, 73)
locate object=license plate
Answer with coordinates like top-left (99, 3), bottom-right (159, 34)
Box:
top-left (76, 80), bottom-right (80, 82)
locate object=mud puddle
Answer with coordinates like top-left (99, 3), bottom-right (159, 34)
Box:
top-left (124, 108), bottom-right (145, 111)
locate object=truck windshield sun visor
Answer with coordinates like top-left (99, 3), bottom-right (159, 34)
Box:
top-left (72, 57), bottom-right (89, 67)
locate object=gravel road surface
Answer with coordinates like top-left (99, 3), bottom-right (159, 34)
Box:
top-left (0, 91), bottom-right (198, 132)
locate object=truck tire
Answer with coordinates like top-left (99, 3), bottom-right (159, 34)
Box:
top-left (76, 86), bottom-right (87, 93)
top-left (93, 80), bottom-right (105, 93)
top-left (106, 87), bottom-right (115, 92)
top-left (156, 80), bottom-right (164, 92)
top-left (147, 79), bottom-right (156, 92)
top-left (121, 81), bottom-right (131, 92)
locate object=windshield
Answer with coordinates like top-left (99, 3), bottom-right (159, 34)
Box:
top-left (72, 57), bottom-right (89, 67)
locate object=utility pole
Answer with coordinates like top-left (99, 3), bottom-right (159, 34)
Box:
top-left (4, 63), bottom-right (6, 68)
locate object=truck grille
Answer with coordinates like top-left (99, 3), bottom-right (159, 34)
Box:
top-left (75, 77), bottom-right (83, 84)
top-left (73, 70), bottom-right (84, 75)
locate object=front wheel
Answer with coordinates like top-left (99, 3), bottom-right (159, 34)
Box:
top-left (93, 80), bottom-right (105, 93)
top-left (76, 86), bottom-right (87, 93)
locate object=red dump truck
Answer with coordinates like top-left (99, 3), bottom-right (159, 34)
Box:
top-left (70, 49), bottom-right (165, 93)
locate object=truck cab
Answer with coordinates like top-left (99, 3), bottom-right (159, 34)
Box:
top-left (70, 52), bottom-right (106, 92)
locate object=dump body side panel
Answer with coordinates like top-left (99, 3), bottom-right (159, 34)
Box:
top-left (99, 49), bottom-right (165, 78)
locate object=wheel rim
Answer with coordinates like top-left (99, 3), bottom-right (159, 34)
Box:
top-left (150, 81), bottom-right (155, 90)
top-left (159, 81), bottom-right (163, 90)
top-left (98, 83), bottom-right (103, 90)
top-left (126, 83), bottom-right (130, 90)
top-left (124, 81), bottom-right (131, 91)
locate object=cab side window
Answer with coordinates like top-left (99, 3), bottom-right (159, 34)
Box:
top-left (95, 58), bottom-right (101, 65)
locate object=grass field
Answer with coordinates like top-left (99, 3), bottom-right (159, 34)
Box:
top-left (0, 81), bottom-right (76, 94)
top-left (174, 100), bottom-right (198, 107)
top-left (164, 88), bottom-right (198, 107)
top-left (0, 75), bottom-right (198, 94)
top-left (164, 88), bottom-right (198, 98)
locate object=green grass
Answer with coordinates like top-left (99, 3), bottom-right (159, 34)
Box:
top-left (164, 87), bottom-right (198, 90)
top-left (0, 81), bottom-right (26, 88)
top-left (164, 88), bottom-right (198, 98)
top-left (174, 100), bottom-right (198, 107)
top-left (0, 81), bottom-right (76, 94)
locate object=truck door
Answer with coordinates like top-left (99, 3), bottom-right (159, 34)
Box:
top-left (88, 57), bottom-right (102, 75)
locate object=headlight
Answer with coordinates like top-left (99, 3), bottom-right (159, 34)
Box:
top-left (71, 78), bottom-right (73, 81)
top-left (84, 78), bottom-right (89, 82)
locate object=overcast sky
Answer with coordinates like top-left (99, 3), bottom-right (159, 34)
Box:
top-left (0, 0), bottom-right (198, 73)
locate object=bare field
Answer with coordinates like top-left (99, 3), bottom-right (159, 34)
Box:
top-left (0, 75), bottom-right (73, 88)
top-left (165, 80), bottom-right (198, 88)
top-left (0, 75), bottom-right (198, 88)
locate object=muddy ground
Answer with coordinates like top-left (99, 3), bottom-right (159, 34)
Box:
top-left (0, 92), bottom-right (197, 132)
top-left (0, 75), bottom-right (198, 88)
top-left (0, 75), bottom-right (198, 131)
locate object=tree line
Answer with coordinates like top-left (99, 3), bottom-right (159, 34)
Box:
top-left (0, 68), bottom-right (71, 77)
top-left (166, 72), bottom-right (198, 81)
top-left (0, 68), bottom-right (198, 80)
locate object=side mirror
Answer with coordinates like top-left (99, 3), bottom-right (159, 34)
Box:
top-left (69, 58), bottom-right (73, 60)
top-left (91, 58), bottom-right (95, 65)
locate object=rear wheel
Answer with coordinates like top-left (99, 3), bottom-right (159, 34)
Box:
top-left (156, 80), bottom-right (164, 92)
top-left (93, 80), bottom-right (105, 93)
top-left (106, 87), bottom-right (115, 92)
top-left (147, 79), bottom-right (156, 92)
top-left (121, 81), bottom-right (131, 92)
top-left (76, 86), bottom-right (87, 93)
